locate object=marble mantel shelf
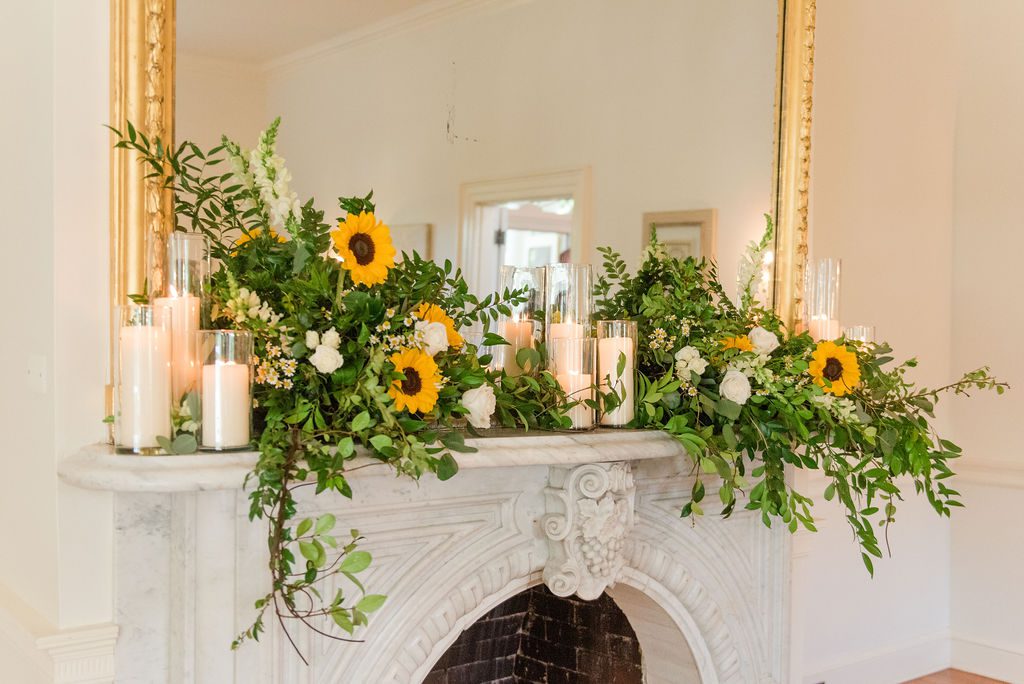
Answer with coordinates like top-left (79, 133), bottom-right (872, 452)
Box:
top-left (59, 430), bottom-right (686, 493)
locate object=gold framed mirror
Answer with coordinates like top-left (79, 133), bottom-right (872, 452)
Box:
top-left (109, 0), bottom-right (815, 339)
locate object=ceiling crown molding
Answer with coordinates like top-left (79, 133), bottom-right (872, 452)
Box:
top-left (264, 0), bottom-right (517, 74)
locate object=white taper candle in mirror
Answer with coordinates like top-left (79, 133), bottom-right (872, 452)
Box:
top-left (198, 330), bottom-right (253, 451)
top-left (805, 257), bottom-right (841, 341)
top-left (115, 304), bottom-right (172, 454)
top-left (547, 337), bottom-right (596, 430)
top-left (844, 325), bottom-right (876, 344)
top-left (597, 320), bottom-right (637, 427)
top-left (153, 232), bottom-right (210, 403)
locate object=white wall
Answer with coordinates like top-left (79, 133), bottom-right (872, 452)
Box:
top-left (949, 1), bottom-right (1024, 680)
top-left (0, 0), bottom-right (60, 632)
top-left (263, 0), bottom-right (776, 292)
top-left (0, 0), bottom-right (114, 675)
top-left (797, 1), bottom-right (958, 682)
top-left (177, 54), bottom-right (267, 151)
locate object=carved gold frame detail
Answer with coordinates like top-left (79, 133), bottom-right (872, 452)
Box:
top-left (773, 0), bottom-right (816, 329)
top-left (108, 0), bottom-right (814, 339)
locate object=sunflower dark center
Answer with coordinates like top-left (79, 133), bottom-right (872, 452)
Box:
top-left (823, 357), bottom-right (844, 382)
top-left (400, 367), bottom-right (422, 395)
top-left (349, 233), bottom-right (376, 265)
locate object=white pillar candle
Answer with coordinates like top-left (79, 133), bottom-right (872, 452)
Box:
top-left (556, 372), bottom-right (594, 429)
top-left (808, 316), bottom-right (841, 342)
top-left (548, 321), bottom-right (587, 373)
top-left (118, 325), bottom-right (172, 450)
top-left (598, 336), bottom-right (635, 426)
top-left (499, 318), bottom-right (534, 376)
top-left (201, 362), bottom-right (251, 449)
top-left (154, 294), bottom-right (201, 401)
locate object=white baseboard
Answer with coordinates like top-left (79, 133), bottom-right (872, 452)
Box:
top-left (952, 634), bottom-right (1024, 683)
top-left (802, 631), bottom-right (950, 684)
top-left (36, 623), bottom-right (118, 684)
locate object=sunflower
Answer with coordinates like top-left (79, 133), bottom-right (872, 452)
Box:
top-left (231, 227), bottom-right (287, 255)
top-left (388, 347), bottom-right (441, 413)
top-left (416, 302), bottom-right (464, 348)
top-left (721, 335), bottom-right (755, 352)
top-left (809, 341), bottom-right (861, 396)
top-left (330, 211), bottom-right (397, 286)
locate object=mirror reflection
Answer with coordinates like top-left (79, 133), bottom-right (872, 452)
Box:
top-left (177, 0), bottom-right (776, 297)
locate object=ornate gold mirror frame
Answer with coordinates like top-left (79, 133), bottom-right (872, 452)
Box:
top-left (108, 0), bottom-right (814, 356)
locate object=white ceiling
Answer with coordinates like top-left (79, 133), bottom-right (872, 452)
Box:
top-left (176, 0), bottom-right (437, 64)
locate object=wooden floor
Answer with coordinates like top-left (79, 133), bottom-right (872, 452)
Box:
top-left (905, 669), bottom-right (1007, 684)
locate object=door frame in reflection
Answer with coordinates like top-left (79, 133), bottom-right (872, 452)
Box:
top-left (459, 168), bottom-right (591, 296)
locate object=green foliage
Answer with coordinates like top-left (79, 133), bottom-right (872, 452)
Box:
top-left (113, 120), bottom-right (567, 661)
top-left (595, 221), bottom-right (1008, 571)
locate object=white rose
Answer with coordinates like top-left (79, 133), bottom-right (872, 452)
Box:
top-left (748, 326), bottom-right (780, 356)
top-left (461, 385), bottom-right (496, 429)
top-left (305, 330), bottom-right (320, 349)
top-left (321, 327), bottom-right (341, 350)
top-left (719, 369), bottom-right (752, 406)
top-left (674, 346), bottom-right (700, 364)
top-left (416, 320), bottom-right (449, 357)
top-left (309, 344), bottom-right (344, 374)
top-left (674, 346), bottom-right (709, 378)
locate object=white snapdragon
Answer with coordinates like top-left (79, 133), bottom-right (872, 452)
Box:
top-left (674, 346), bottom-right (709, 380)
top-left (720, 369), bottom-right (752, 405)
top-left (224, 287), bottom-right (282, 327)
top-left (748, 326), bottom-right (780, 355)
top-left (461, 385), bottom-right (496, 429)
top-left (415, 320), bottom-right (449, 357)
top-left (309, 345), bottom-right (344, 374)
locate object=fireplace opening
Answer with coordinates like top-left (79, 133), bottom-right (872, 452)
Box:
top-left (424, 584), bottom-right (643, 684)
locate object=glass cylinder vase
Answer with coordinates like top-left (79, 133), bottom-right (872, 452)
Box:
top-left (198, 330), bottom-right (254, 451)
top-left (805, 257), bottom-right (841, 341)
top-left (547, 337), bottom-right (596, 430)
top-left (495, 266), bottom-right (545, 376)
top-left (844, 325), bottom-right (876, 344)
top-left (597, 320), bottom-right (637, 427)
top-left (544, 263), bottom-right (592, 342)
top-left (153, 232), bottom-right (210, 404)
top-left (115, 304), bottom-right (173, 454)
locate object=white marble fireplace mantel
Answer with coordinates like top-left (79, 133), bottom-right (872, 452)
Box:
top-left (59, 430), bottom-right (684, 493)
top-left (59, 431), bottom-right (790, 684)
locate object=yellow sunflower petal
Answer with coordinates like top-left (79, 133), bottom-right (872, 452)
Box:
top-left (330, 211), bottom-right (397, 287)
top-left (388, 347), bottom-right (441, 414)
top-left (808, 341), bottom-right (861, 396)
top-left (721, 335), bottom-right (755, 352)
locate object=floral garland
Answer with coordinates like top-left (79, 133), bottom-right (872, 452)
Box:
top-left (112, 118), bottom-right (1006, 659)
top-left (595, 227), bottom-right (1006, 571)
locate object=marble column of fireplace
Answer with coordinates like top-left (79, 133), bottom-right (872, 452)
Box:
top-left (60, 430), bottom-right (791, 684)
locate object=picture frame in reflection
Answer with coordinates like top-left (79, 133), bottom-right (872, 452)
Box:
top-left (641, 209), bottom-right (717, 261)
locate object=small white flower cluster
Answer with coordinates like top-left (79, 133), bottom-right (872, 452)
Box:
top-left (812, 394), bottom-right (861, 423)
top-left (674, 346), bottom-right (709, 381)
top-left (173, 397), bottom-right (199, 434)
top-left (256, 343), bottom-right (297, 389)
top-left (305, 328), bottom-right (344, 374)
top-left (224, 288), bottom-right (282, 327)
top-left (649, 327), bottom-right (677, 351)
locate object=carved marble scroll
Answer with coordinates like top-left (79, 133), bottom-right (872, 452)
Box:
top-left (542, 462), bottom-right (637, 600)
